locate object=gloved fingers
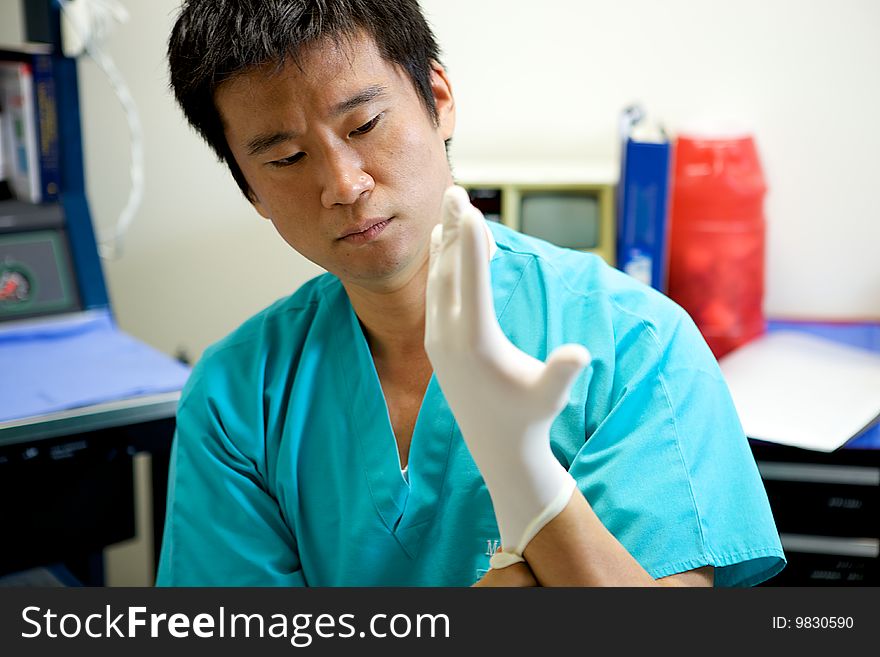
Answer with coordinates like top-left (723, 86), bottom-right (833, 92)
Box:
top-left (441, 185), bottom-right (468, 252)
top-left (539, 343), bottom-right (591, 406)
top-left (458, 199), bottom-right (495, 335)
top-left (433, 186), bottom-right (467, 317)
top-left (425, 223), bottom-right (444, 345)
top-left (428, 222), bottom-right (443, 272)
top-left (483, 220), bottom-right (498, 261)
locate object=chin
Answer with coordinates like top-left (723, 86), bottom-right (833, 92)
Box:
top-left (339, 249), bottom-right (426, 288)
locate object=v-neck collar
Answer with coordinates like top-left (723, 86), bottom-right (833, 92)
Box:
top-left (320, 240), bottom-right (527, 559)
top-left (324, 281), bottom-right (453, 559)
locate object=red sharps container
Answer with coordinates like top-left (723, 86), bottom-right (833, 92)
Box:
top-left (667, 127), bottom-right (767, 359)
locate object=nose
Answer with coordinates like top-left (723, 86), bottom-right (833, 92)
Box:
top-left (320, 148), bottom-right (374, 208)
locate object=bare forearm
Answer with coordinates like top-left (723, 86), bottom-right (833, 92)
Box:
top-left (522, 489), bottom-right (687, 586)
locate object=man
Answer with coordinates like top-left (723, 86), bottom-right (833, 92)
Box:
top-left (157, 0), bottom-right (785, 587)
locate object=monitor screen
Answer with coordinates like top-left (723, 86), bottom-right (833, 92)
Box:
top-left (520, 192), bottom-right (600, 250)
top-left (0, 229), bottom-right (79, 320)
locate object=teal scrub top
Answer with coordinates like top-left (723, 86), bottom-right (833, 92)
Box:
top-left (156, 223), bottom-right (785, 587)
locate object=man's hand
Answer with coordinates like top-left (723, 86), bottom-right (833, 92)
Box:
top-left (425, 186), bottom-right (591, 564)
top-left (472, 552), bottom-right (538, 587)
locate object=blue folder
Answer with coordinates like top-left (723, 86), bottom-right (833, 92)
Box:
top-left (617, 136), bottom-right (672, 292)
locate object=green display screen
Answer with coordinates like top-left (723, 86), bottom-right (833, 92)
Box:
top-left (0, 230), bottom-right (79, 320)
top-left (520, 192), bottom-right (600, 249)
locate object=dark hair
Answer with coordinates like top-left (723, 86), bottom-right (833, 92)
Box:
top-left (167, 0), bottom-right (442, 200)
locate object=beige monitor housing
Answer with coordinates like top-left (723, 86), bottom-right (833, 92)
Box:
top-left (454, 163), bottom-right (618, 266)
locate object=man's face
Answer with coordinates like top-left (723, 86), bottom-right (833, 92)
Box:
top-left (215, 33), bottom-right (456, 291)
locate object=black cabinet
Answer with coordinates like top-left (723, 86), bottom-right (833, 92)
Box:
top-left (752, 439), bottom-right (879, 586)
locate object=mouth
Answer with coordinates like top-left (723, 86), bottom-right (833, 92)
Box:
top-left (339, 218), bottom-right (393, 243)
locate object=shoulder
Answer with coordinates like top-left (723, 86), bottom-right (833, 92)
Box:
top-left (173, 271), bottom-right (343, 472)
top-left (488, 222), bottom-right (695, 355)
top-left (179, 272), bottom-right (339, 408)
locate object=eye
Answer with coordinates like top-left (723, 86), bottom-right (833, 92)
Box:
top-left (269, 152), bottom-right (305, 168)
top-left (350, 113), bottom-right (382, 137)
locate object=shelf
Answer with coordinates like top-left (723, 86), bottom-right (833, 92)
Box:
top-left (0, 42), bottom-right (53, 57)
top-left (0, 199), bottom-right (64, 232)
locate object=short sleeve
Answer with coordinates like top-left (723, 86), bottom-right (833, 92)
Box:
top-left (156, 366), bottom-right (306, 587)
top-left (570, 304), bottom-right (786, 587)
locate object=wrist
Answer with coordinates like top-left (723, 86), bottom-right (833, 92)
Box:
top-left (483, 459), bottom-right (575, 552)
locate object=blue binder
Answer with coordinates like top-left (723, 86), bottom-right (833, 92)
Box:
top-left (616, 135), bottom-right (672, 292)
top-left (31, 53), bottom-right (61, 202)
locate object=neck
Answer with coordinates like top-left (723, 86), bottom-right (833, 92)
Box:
top-left (342, 256), bottom-right (429, 365)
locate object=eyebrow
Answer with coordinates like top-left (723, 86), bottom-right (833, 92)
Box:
top-left (330, 84), bottom-right (387, 117)
top-left (245, 84), bottom-right (389, 158)
top-left (246, 131), bottom-right (299, 158)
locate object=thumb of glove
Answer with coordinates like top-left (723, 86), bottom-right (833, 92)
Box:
top-left (538, 343), bottom-right (591, 406)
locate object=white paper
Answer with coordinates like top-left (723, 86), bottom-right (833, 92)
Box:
top-left (718, 331), bottom-right (880, 452)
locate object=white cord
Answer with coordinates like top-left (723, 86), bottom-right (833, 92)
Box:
top-left (57, 0), bottom-right (144, 261)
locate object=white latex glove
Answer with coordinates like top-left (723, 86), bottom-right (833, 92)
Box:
top-left (425, 186), bottom-right (591, 568)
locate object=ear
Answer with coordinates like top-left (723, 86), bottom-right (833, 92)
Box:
top-left (429, 61), bottom-right (455, 140)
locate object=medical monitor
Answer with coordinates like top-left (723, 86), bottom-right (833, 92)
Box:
top-left (457, 163), bottom-right (616, 265)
